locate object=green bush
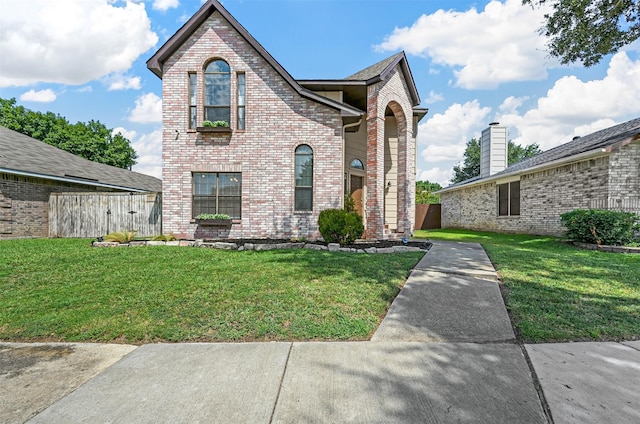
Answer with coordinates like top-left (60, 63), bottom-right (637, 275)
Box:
top-left (318, 209), bottom-right (364, 245)
top-left (103, 230), bottom-right (137, 243)
top-left (196, 213), bottom-right (230, 220)
top-left (560, 209), bottom-right (640, 246)
top-left (151, 233), bottom-right (177, 242)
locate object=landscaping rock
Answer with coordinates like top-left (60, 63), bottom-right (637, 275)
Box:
top-left (304, 243), bottom-right (327, 251)
top-left (377, 247), bottom-right (395, 254)
top-left (255, 244), bottom-right (276, 251)
top-left (147, 241), bottom-right (165, 246)
top-left (213, 242), bottom-right (237, 250)
top-left (166, 241), bottom-right (180, 246)
top-left (274, 243), bottom-right (292, 250)
top-left (244, 243), bottom-right (255, 251)
top-left (92, 242), bottom-right (120, 247)
top-left (328, 243), bottom-right (340, 252)
top-left (364, 247), bottom-right (377, 254)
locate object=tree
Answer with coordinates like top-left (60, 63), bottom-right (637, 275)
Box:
top-left (451, 139), bottom-right (542, 183)
top-left (451, 138), bottom-right (481, 183)
top-left (0, 97), bottom-right (137, 169)
top-left (416, 180), bottom-right (442, 204)
top-left (523, 0), bottom-right (640, 66)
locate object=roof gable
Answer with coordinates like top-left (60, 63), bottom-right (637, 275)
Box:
top-left (146, 0), bottom-right (361, 117)
top-left (0, 127), bottom-right (161, 192)
top-left (345, 52), bottom-right (421, 106)
top-left (438, 117), bottom-right (640, 193)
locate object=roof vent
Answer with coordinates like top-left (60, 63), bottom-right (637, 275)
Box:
top-left (489, 122), bottom-right (500, 126)
top-left (572, 136), bottom-right (581, 140)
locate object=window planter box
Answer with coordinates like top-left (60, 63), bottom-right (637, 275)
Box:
top-left (195, 219), bottom-right (232, 226)
top-left (196, 127), bottom-right (233, 134)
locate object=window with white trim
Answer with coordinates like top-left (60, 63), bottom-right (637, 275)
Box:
top-left (498, 180), bottom-right (520, 216)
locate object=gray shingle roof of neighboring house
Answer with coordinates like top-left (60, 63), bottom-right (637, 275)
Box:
top-left (0, 126), bottom-right (162, 192)
top-left (438, 117), bottom-right (640, 193)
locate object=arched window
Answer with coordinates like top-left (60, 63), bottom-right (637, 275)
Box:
top-left (350, 158), bottom-right (364, 170)
top-left (295, 145), bottom-right (313, 211)
top-left (204, 59), bottom-right (230, 125)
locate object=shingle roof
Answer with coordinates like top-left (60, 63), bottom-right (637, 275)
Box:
top-left (497, 117), bottom-right (640, 176)
top-left (438, 117), bottom-right (640, 193)
top-left (345, 53), bottom-right (404, 81)
top-left (0, 126), bottom-right (162, 192)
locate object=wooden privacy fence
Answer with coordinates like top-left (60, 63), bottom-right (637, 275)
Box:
top-left (415, 204), bottom-right (441, 230)
top-left (49, 192), bottom-right (162, 238)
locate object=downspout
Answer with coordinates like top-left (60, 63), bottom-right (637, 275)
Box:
top-left (342, 118), bottom-right (363, 207)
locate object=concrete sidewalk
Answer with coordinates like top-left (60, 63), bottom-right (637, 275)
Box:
top-left (2, 240), bottom-right (638, 423)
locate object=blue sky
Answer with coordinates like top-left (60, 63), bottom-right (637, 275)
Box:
top-left (1, 0), bottom-right (639, 185)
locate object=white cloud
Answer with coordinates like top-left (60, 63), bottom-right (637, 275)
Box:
top-left (107, 74), bottom-right (142, 91)
top-left (153, 0), bottom-right (179, 12)
top-left (417, 167), bottom-right (453, 186)
top-left (499, 96), bottom-right (529, 114)
top-left (375, 0), bottom-right (554, 88)
top-left (0, 0), bottom-right (158, 87)
top-left (130, 129), bottom-right (163, 179)
top-left (498, 52), bottom-right (640, 150)
top-left (129, 93), bottom-right (162, 123)
top-left (424, 90), bottom-right (444, 104)
top-left (19, 89), bottom-right (56, 102)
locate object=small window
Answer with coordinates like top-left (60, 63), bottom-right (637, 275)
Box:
top-left (350, 158), bottom-right (364, 170)
top-left (498, 181), bottom-right (520, 216)
top-left (204, 59), bottom-right (231, 125)
top-left (188, 73), bottom-right (197, 129)
top-left (237, 72), bottom-right (245, 130)
top-left (193, 172), bottom-right (242, 219)
top-left (295, 145), bottom-right (313, 211)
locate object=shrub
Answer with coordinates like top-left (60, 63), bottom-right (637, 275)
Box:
top-left (103, 230), bottom-right (137, 243)
top-left (202, 120), bottom-right (229, 128)
top-left (151, 233), bottom-right (177, 242)
top-left (196, 213), bottom-right (230, 220)
top-left (318, 209), bottom-right (364, 245)
top-left (560, 209), bottom-right (640, 246)
top-left (344, 195), bottom-right (356, 213)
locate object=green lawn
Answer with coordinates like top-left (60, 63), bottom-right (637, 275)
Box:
top-left (415, 229), bottom-right (640, 342)
top-left (0, 238), bottom-right (423, 343)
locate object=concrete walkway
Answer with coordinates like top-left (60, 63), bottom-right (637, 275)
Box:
top-left (1, 240), bottom-right (639, 423)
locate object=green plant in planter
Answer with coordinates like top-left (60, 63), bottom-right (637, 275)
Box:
top-left (196, 213), bottom-right (231, 220)
top-left (202, 120), bottom-right (229, 127)
top-left (151, 233), bottom-right (177, 241)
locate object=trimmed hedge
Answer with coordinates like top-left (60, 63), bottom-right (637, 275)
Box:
top-left (318, 209), bottom-right (364, 245)
top-left (560, 209), bottom-right (640, 246)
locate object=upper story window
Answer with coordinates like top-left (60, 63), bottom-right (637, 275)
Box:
top-left (237, 72), bottom-right (245, 130)
top-left (295, 145), bottom-right (313, 211)
top-left (350, 158), bottom-right (364, 170)
top-left (188, 73), bottom-right (197, 129)
top-left (204, 59), bottom-right (231, 125)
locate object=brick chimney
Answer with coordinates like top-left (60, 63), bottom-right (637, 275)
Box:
top-left (480, 122), bottom-right (508, 177)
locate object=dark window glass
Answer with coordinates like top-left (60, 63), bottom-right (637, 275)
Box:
top-left (204, 60), bottom-right (231, 125)
top-left (192, 172), bottom-right (241, 219)
top-left (350, 158), bottom-right (364, 170)
top-left (189, 73), bottom-right (197, 129)
top-left (510, 181), bottom-right (520, 216)
top-left (498, 183), bottom-right (509, 216)
top-left (295, 145), bottom-right (313, 211)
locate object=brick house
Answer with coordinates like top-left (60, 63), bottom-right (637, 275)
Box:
top-left (437, 118), bottom-right (640, 236)
top-left (146, 0), bottom-right (426, 240)
top-left (0, 126), bottom-right (161, 239)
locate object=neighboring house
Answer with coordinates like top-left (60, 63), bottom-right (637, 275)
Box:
top-left (437, 118), bottom-right (640, 236)
top-left (147, 0), bottom-right (426, 240)
top-left (0, 126), bottom-right (162, 239)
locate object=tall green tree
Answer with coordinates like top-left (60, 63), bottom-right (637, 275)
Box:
top-left (451, 139), bottom-right (542, 183)
top-left (416, 180), bottom-right (442, 204)
top-left (524, 0), bottom-right (640, 66)
top-left (0, 97), bottom-right (137, 169)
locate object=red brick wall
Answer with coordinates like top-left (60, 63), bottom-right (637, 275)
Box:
top-left (160, 12), bottom-right (344, 239)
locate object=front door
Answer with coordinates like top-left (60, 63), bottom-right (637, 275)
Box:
top-left (350, 174), bottom-right (364, 216)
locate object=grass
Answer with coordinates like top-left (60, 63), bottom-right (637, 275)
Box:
top-left (415, 229), bottom-right (640, 342)
top-left (0, 238), bottom-right (423, 344)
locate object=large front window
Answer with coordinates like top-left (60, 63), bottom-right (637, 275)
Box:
top-left (193, 172), bottom-right (242, 219)
top-left (295, 145), bottom-right (313, 211)
top-left (204, 60), bottom-right (231, 125)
